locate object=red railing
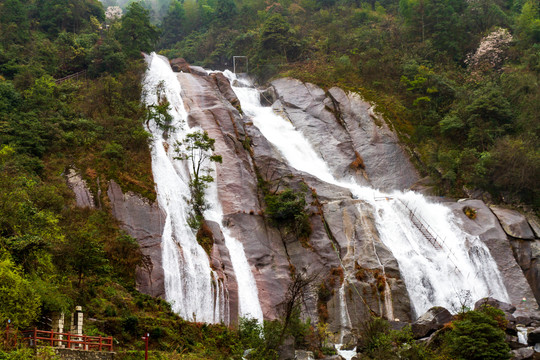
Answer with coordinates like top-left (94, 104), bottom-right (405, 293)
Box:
top-left (21, 328), bottom-right (113, 352)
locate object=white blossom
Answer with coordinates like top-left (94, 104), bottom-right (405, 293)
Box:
top-left (465, 27), bottom-right (513, 74)
top-left (105, 6), bottom-right (123, 21)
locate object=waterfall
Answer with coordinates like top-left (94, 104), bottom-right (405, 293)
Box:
top-left (142, 53), bottom-right (263, 324)
top-left (224, 71), bottom-right (509, 319)
top-left (205, 166), bottom-right (264, 323)
top-left (143, 53), bottom-right (224, 323)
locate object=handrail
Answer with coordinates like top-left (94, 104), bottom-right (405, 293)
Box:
top-left (397, 199), bottom-right (464, 277)
top-left (21, 328), bottom-right (113, 352)
top-left (54, 70), bottom-right (87, 84)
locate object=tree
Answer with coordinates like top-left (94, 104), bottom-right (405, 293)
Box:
top-left (215, 0), bottom-right (238, 23)
top-left (160, 1), bottom-right (186, 48)
top-left (174, 131), bottom-right (222, 229)
top-left (260, 14), bottom-right (297, 61)
top-left (117, 2), bottom-right (160, 58)
top-left (0, 255), bottom-right (41, 328)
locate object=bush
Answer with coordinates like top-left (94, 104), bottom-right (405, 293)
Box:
top-left (265, 188), bottom-right (311, 239)
top-left (441, 306), bottom-right (510, 360)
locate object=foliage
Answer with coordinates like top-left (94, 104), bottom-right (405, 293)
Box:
top-left (357, 317), bottom-right (430, 359)
top-left (0, 255), bottom-right (41, 328)
top-left (439, 305), bottom-right (510, 360)
top-left (116, 2), bottom-right (160, 58)
top-left (265, 188), bottom-right (312, 240)
top-left (174, 131), bottom-right (222, 229)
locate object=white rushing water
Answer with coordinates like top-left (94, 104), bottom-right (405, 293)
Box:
top-left (143, 53), bottom-right (223, 323)
top-left (205, 168), bottom-right (264, 323)
top-left (224, 71), bottom-right (509, 318)
top-left (143, 54), bottom-right (262, 324)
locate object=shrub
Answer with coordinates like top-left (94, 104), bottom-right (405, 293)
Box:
top-left (265, 188), bottom-right (311, 239)
top-left (441, 306), bottom-right (510, 360)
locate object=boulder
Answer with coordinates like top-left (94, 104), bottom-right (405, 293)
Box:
top-left (475, 297), bottom-right (517, 314)
top-left (512, 347), bottom-right (535, 360)
top-left (411, 307), bottom-right (453, 339)
top-left (295, 350), bottom-right (315, 360)
top-left (525, 214), bottom-right (540, 238)
top-left (529, 327), bottom-right (540, 345)
top-left (260, 86), bottom-right (277, 106)
top-left (66, 168), bottom-right (95, 208)
top-left (327, 86), bottom-right (420, 191)
top-left (490, 206), bottom-right (535, 240)
top-left (278, 336), bottom-right (295, 360)
top-left (517, 316), bottom-right (535, 327)
top-left (341, 333), bottom-right (357, 350)
top-left (169, 57), bottom-right (191, 73)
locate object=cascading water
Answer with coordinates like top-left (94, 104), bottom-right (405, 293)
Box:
top-left (143, 54), bottom-right (263, 324)
top-left (205, 167), bottom-right (264, 323)
top-left (143, 53), bottom-right (224, 323)
top-left (224, 71), bottom-right (509, 319)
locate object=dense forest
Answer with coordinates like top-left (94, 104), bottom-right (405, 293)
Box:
top-left (0, 0), bottom-right (538, 358)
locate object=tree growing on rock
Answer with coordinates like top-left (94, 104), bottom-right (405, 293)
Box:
top-left (174, 130), bottom-right (222, 229)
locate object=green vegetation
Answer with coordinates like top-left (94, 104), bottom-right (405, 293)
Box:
top-left (265, 188), bottom-right (312, 241)
top-left (355, 305), bottom-right (510, 359)
top-left (174, 130), bottom-right (223, 229)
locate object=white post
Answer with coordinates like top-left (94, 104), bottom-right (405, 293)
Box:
top-left (70, 306), bottom-right (83, 349)
top-left (52, 312), bottom-right (65, 347)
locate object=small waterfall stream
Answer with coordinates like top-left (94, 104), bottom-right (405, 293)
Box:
top-left (142, 54), bottom-right (263, 324)
top-left (224, 71), bottom-right (509, 319)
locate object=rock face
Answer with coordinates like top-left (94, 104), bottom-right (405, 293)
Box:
top-left (447, 200), bottom-right (539, 317)
top-left (490, 206), bottom-right (535, 240)
top-left (411, 307), bottom-right (453, 339)
top-left (176, 70), bottom-right (413, 330)
top-left (270, 78), bottom-right (420, 191)
top-left (127, 61), bottom-right (540, 340)
top-left (107, 180), bottom-right (166, 298)
top-left (66, 168), bottom-right (95, 208)
top-left (509, 239), bottom-right (540, 306)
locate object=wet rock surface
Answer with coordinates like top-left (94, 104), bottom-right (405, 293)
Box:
top-left (271, 78), bottom-right (420, 191)
top-left (447, 200), bottom-right (539, 317)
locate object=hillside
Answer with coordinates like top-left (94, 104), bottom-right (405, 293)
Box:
top-left (1, 0), bottom-right (539, 359)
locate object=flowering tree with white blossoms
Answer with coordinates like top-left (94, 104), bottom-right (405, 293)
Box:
top-left (105, 6), bottom-right (123, 21)
top-left (465, 27), bottom-right (513, 75)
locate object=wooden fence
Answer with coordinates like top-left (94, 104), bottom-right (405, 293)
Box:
top-left (21, 328), bottom-right (113, 352)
